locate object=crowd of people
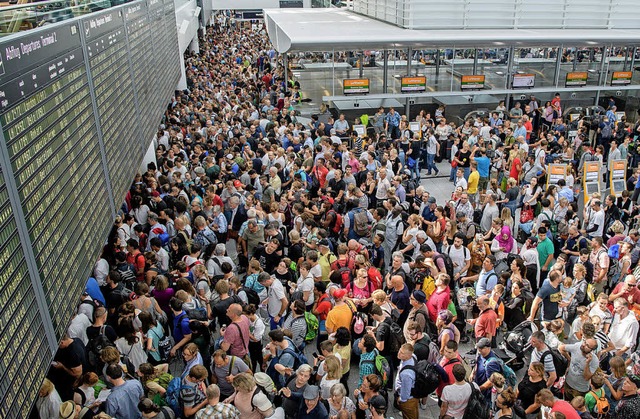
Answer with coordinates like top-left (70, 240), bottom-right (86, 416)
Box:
top-left (34, 9), bottom-right (640, 419)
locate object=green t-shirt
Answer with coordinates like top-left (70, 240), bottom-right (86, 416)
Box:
top-left (537, 237), bottom-right (555, 269)
top-left (585, 388), bottom-right (605, 413)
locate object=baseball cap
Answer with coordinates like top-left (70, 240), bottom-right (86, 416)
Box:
top-left (226, 153), bottom-right (234, 160)
top-left (333, 289), bottom-right (347, 299)
top-left (427, 197), bottom-right (436, 204)
top-left (476, 337), bottom-right (491, 349)
top-left (233, 180), bottom-right (243, 188)
top-left (303, 385), bottom-right (320, 400)
top-left (318, 239), bottom-right (330, 247)
top-left (412, 290), bottom-right (427, 304)
top-left (323, 196), bottom-right (335, 205)
top-left (369, 394), bottom-right (387, 412)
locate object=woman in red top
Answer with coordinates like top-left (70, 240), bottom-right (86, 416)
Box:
top-left (427, 273), bottom-right (451, 322)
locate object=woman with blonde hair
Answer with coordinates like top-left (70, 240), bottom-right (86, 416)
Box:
top-left (500, 206), bottom-right (514, 230)
top-left (319, 355), bottom-right (343, 400)
top-left (36, 378), bottom-right (62, 419)
top-left (372, 289), bottom-right (395, 318)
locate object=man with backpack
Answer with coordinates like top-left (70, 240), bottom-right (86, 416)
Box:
top-left (178, 365), bottom-right (209, 418)
top-left (394, 343), bottom-right (419, 419)
top-left (210, 349), bottom-right (250, 402)
top-left (266, 329), bottom-right (307, 388)
top-left (219, 304), bottom-right (251, 365)
top-left (344, 203), bottom-right (373, 241)
top-left (441, 364), bottom-right (477, 419)
top-left (85, 307), bottom-right (117, 371)
top-left (529, 331), bottom-right (559, 388)
top-left (474, 338), bottom-right (508, 402)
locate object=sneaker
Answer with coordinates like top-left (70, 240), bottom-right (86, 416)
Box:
top-left (466, 348), bottom-right (477, 355)
top-left (420, 400), bottom-right (428, 410)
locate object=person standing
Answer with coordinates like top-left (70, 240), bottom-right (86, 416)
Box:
top-left (425, 128), bottom-right (440, 176)
top-left (394, 344), bottom-right (419, 419)
top-left (441, 364), bottom-right (475, 418)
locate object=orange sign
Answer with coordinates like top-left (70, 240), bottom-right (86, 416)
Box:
top-left (400, 76), bottom-right (427, 92)
top-left (565, 72), bottom-right (588, 86)
top-left (461, 75), bottom-right (486, 89)
top-left (343, 79), bottom-right (370, 94)
top-left (612, 71), bottom-right (632, 85)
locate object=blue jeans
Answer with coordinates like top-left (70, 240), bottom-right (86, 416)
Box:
top-left (411, 159), bottom-right (421, 179)
top-left (463, 167), bottom-right (470, 180)
top-left (449, 166), bottom-right (457, 181)
top-left (426, 153), bottom-right (438, 174)
top-left (270, 315), bottom-right (283, 330)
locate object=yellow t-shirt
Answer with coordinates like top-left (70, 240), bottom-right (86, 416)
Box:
top-left (318, 253), bottom-right (337, 282)
top-left (467, 170), bottom-right (480, 194)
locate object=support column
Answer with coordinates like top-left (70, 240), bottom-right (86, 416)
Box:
top-left (506, 46), bottom-right (515, 92)
top-left (572, 46), bottom-right (578, 71)
top-left (553, 44), bottom-right (564, 87)
top-left (405, 48), bottom-right (412, 117)
top-left (283, 53), bottom-right (288, 94)
top-left (359, 52), bottom-right (364, 78)
top-left (435, 49), bottom-right (440, 77)
top-left (473, 48), bottom-right (478, 74)
top-left (630, 47), bottom-right (637, 74)
top-left (595, 45), bottom-right (609, 105)
top-left (177, 54), bottom-right (188, 90)
top-left (383, 50), bottom-right (388, 93)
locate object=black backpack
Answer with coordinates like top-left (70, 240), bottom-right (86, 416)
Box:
top-left (434, 252), bottom-right (454, 279)
top-left (86, 325), bottom-right (115, 368)
top-left (402, 360), bottom-right (447, 398)
top-left (242, 286), bottom-right (261, 306)
top-left (463, 382), bottom-right (491, 419)
top-left (542, 348), bottom-right (569, 378)
top-left (77, 298), bottom-right (105, 322)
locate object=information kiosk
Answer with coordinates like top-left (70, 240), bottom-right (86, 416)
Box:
top-left (583, 161), bottom-right (601, 204)
top-left (610, 160), bottom-right (627, 197)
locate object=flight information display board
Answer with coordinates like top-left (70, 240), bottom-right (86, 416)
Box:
top-left (0, 20), bottom-right (112, 340)
top-left (0, 1), bottom-right (181, 416)
top-left (83, 8), bottom-right (140, 204)
top-left (0, 168), bottom-right (51, 419)
top-left (125, 2), bottom-right (154, 151)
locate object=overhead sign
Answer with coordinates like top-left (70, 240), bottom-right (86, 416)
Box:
top-left (611, 71), bottom-right (632, 85)
top-left (461, 75), bottom-right (485, 90)
top-left (400, 76), bottom-right (427, 93)
top-left (565, 71), bottom-right (588, 87)
top-left (343, 78), bottom-right (370, 95)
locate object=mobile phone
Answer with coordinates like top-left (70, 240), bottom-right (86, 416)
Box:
top-left (312, 352), bottom-right (319, 358)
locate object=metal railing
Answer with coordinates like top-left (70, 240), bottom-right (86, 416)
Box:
top-left (0, 0), bottom-right (131, 34)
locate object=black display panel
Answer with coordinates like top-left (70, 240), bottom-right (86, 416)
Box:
top-left (0, 168), bottom-right (50, 419)
top-left (83, 8), bottom-right (139, 205)
top-left (0, 20), bottom-right (112, 341)
top-left (125, 1), bottom-right (154, 150)
top-left (0, 1), bottom-right (181, 416)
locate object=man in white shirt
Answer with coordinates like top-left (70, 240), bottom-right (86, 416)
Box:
top-left (584, 199), bottom-right (605, 239)
top-left (609, 298), bottom-right (639, 357)
top-left (446, 234), bottom-right (471, 282)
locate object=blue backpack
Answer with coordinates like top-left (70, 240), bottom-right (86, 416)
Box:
top-left (485, 356), bottom-right (517, 388)
top-left (158, 232), bottom-right (171, 246)
top-left (165, 377), bottom-right (188, 417)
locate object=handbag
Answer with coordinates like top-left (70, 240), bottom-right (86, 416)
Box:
top-left (520, 204), bottom-right (534, 223)
top-left (451, 159), bottom-right (458, 168)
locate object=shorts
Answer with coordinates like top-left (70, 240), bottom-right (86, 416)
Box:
top-left (478, 177), bottom-right (489, 192)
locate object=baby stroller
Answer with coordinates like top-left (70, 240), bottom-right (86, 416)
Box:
top-left (494, 320), bottom-right (537, 371)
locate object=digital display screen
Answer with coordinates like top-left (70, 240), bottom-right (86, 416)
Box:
top-left (0, 168), bottom-right (51, 418)
top-left (512, 74), bottom-right (536, 88)
top-left (0, 1), bottom-right (181, 416)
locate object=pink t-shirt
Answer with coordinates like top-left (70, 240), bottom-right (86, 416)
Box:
top-left (223, 315), bottom-right (251, 357)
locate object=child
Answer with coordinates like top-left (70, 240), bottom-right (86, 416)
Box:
top-left (570, 306), bottom-right (589, 341)
top-left (551, 253), bottom-right (568, 278)
top-left (585, 373), bottom-right (609, 417)
top-left (560, 276), bottom-right (576, 320)
top-left (571, 396), bottom-right (595, 419)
